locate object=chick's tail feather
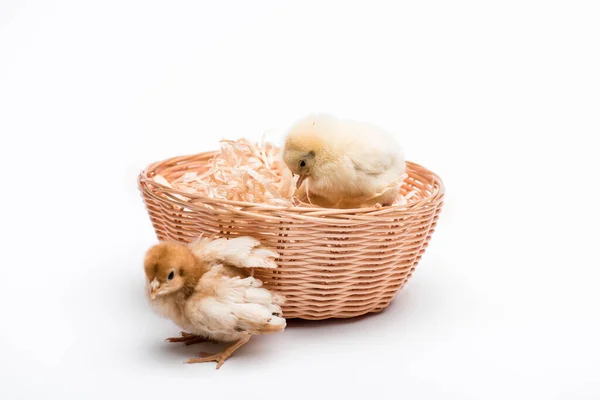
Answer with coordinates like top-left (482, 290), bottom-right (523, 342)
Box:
top-left (258, 315), bottom-right (287, 334)
top-left (234, 303), bottom-right (287, 335)
top-left (271, 293), bottom-right (286, 306)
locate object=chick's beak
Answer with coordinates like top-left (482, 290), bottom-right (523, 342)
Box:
top-left (149, 279), bottom-right (160, 300)
top-left (296, 174), bottom-right (307, 189)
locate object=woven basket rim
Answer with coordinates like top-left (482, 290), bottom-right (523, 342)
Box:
top-left (138, 151), bottom-right (445, 216)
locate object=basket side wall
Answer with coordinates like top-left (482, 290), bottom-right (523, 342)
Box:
top-left (140, 190), bottom-right (443, 320)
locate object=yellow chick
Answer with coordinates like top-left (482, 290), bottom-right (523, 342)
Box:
top-left (283, 113), bottom-right (406, 208)
top-left (143, 236), bottom-right (286, 369)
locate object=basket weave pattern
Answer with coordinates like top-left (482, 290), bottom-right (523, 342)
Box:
top-left (139, 152), bottom-right (444, 320)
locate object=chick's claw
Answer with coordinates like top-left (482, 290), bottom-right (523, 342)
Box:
top-left (185, 335), bottom-right (251, 369)
top-left (186, 353), bottom-right (227, 369)
top-left (165, 332), bottom-right (212, 346)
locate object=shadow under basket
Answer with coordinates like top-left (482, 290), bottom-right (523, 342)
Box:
top-left (138, 152), bottom-right (445, 320)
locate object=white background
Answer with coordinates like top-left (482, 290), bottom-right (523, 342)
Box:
top-left (1, 0), bottom-right (599, 399)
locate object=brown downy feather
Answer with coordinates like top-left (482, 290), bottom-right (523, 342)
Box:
top-left (144, 242), bottom-right (211, 297)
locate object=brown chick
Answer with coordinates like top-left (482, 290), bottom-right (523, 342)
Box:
top-left (143, 239), bottom-right (286, 369)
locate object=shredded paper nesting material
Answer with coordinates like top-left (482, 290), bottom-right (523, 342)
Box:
top-left (152, 138), bottom-right (415, 207)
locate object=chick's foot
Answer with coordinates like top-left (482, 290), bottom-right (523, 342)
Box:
top-left (185, 335), bottom-right (251, 369)
top-left (165, 331), bottom-right (212, 346)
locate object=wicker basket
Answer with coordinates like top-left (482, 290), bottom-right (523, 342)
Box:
top-left (138, 151), bottom-right (444, 320)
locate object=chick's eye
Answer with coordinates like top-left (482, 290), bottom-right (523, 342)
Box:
top-left (299, 160), bottom-right (306, 168)
top-left (168, 271), bottom-right (174, 280)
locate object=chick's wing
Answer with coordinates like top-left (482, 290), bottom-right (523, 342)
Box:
top-left (185, 268), bottom-right (285, 336)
